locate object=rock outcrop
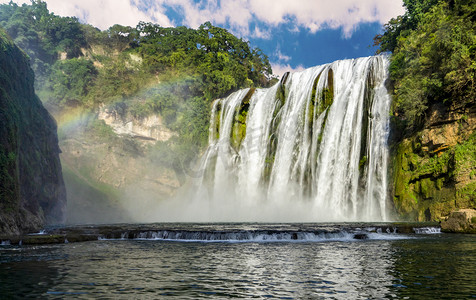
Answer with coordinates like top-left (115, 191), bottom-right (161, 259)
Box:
top-left (48, 106), bottom-right (182, 224)
top-left (392, 102), bottom-right (476, 221)
top-left (59, 132), bottom-right (181, 223)
top-left (0, 30), bottom-right (66, 234)
top-left (441, 209), bottom-right (476, 233)
top-left (98, 103), bottom-right (176, 143)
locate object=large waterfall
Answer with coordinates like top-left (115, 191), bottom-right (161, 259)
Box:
top-left (194, 55), bottom-right (392, 222)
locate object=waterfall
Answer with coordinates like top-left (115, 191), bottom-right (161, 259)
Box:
top-left (196, 55), bottom-right (392, 222)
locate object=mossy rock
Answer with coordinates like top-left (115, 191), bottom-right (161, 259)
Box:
top-left (230, 88), bottom-right (255, 151)
top-left (20, 235), bottom-right (66, 245)
top-left (393, 131), bottom-right (475, 221)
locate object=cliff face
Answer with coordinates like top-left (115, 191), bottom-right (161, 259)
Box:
top-left (393, 102), bottom-right (476, 221)
top-left (59, 127), bottom-right (181, 224)
top-left (0, 30), bottom-right (66, 234)
top-left (98, 103), bottom-right (176, 142)
top-left (47, 105), bottom-right (181, 224)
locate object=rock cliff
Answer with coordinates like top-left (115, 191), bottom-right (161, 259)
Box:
top-left (49, 106), bottom-right (182, 224)
top-left (392, 102), bottom-right (476, 221)
top-left (441, 209), bottom-right (476, 233)
top-left (0, 30), bottom-right (66, 234)
top-left (98, 103), bottom-right (176, 142)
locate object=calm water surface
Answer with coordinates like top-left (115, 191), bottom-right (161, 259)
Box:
top-left (1, 224), bottom-right (475, 299)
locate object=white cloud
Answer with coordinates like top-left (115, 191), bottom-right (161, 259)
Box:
top-left (247, 0), bottom-right (405, 37)
top-left (160, 0), bottom-right (404, 38)
top-left (251, 26), bottom-right (271, 40)
top-left (1, 0), bottom-right (404, 38)
top-left (0, 0), bottom-right (28, 5)
top-left (0, 0), bottom-right (174, 29)
top-left (271, 62), bottom-right (305, 78)
top-left (275, 48), bottom-right (291, 62)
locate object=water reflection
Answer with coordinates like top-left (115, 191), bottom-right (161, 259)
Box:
top-left (0, 245), bottom-right (65, 298)
top-left (0, 232), bottom-right (475, 298)
top-left (389, 235), bottom-right (476, 299)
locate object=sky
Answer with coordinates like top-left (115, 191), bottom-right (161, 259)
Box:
top-left (1, 0), bottom-right (405, 76)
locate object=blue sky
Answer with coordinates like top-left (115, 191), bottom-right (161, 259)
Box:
top-left (1, 0), bottom-right (405, 76)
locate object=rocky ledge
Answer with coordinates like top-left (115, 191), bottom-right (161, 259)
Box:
top-left (0, 222), bottom-right (443, 245)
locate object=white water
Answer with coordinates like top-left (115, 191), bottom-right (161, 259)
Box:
top-left (413, 227), bottom-right (442, 234)
top-left (195, 55), bottom-right (392, 222)
top-left (103, 230), bottom-right (408, 243)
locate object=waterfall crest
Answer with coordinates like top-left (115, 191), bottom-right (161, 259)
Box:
top-left (196, 55), bottom-right (392, 222)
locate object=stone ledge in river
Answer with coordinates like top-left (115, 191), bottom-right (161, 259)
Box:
top-left (441, 209), bottom-right (476, 233)
top-left (0, 234), bottom-right (100, 245)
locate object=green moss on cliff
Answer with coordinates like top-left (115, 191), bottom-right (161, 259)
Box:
top-left (276, 72), bottom-right (289, 107)
top-left (317, 70), bottom-right (334, 116)
top-left (212, 101), bottom-right (222, 140)
top-left (230, 88), bottom-right (254, 151)
top-left (260, 77), bottom-right (290, 184)
top-left (393, 132), bottom-right (476, 221)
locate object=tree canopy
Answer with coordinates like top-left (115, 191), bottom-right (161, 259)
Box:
top-left (0, 0), bottom-right (276, 166)
top-left (375, 0), bottom-right (476, 129)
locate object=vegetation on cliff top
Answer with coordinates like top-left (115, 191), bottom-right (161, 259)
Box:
top-left (375, 0), bottom-right (476, 130)
top-left (0, 0), bottom-right (275, 167)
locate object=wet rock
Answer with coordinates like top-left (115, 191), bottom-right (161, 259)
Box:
top-left (353, 233), bottom-right (368, 240)
top-left (441, 209), bottom-right (476, 233)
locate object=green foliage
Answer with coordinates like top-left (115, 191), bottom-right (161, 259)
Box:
top-left (376, 0), bottom-right (476, 130)
top-left (359, 156), bottom-right (367, 171)
top-left (0, 0), bottom-right (86, 87)
top-left (88, 119), bottom-right (117, 141)
top-left (135, 21), bottom-right (272, 99)
top-left (374, 0), bottom-right (439, 53)
top-left (105, 24), bottom-right (139, 51)
top-left (0, 0), bottom-right (275, 170)
top-left (129, 75), bottom-right (201, 122)
top-left (87, 54), bottom-right (148, 103)
top-left (45, 58), bottom-right (98, 106)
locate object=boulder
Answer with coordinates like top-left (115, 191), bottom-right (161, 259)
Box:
top-left (441, 209), bottom-right (476, 233)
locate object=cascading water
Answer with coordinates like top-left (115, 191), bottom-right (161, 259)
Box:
top-left (195, 55), bottom-right (392, 222)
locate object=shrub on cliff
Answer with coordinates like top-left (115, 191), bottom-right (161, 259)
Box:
top-left (375, 0), bottom-right (476, 130)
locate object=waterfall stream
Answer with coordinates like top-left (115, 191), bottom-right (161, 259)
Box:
top-left (196, 55), bottom-right (392, 222)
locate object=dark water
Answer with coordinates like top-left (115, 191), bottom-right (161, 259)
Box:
top-left (1, 224), bottom-right (475, 299)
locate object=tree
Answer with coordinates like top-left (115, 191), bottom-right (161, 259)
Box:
top-left (47, 58), bottom-right (98, 106)
top-left (376, 0), bottom-right (476, 129)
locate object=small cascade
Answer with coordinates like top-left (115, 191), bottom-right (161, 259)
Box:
top-left (196, 55), bottom-right (392, 222)
top-left (98, 227), bottom-right (409, 242)
top-left (413, 227), bottom-right (442, 234)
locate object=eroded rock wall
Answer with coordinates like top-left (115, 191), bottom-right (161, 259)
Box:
top-left (393, 102), bottom-right (476, 221)
top-left (98, 103), bottom-right (176, 142)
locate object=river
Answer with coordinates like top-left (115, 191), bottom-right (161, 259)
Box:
top-left (1, 223), bottom-right (475, 299)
